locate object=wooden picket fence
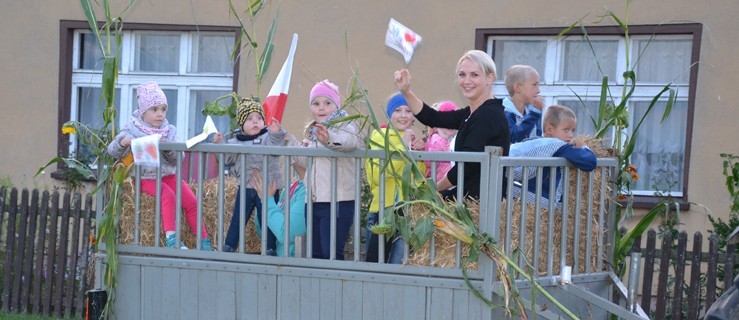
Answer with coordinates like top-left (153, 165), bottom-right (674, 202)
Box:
top-left (628, 229), bottom-right (737, 319)
top-left (0, 187), bottom-right (95, 318)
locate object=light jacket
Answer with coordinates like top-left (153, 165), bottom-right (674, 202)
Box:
top-left (255, 181), bottom-right (307, 257)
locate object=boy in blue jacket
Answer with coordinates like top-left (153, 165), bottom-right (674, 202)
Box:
top-left (509, 104), bottom-right (596, 205)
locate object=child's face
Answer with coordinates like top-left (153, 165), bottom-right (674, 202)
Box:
top-left (390, 105), bottom-right (414, 131)
top-left (545, 118), bottom-right (577, 143)
top-left (242, 112), bottom-right (265, 135)
top-left (517, 73), bottom-right (541, 104)
top-left (310, 96), bottom-right (338, 123)
top-left (141, 104), bottom-right (167, 128)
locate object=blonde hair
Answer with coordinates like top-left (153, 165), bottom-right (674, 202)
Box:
top-left (456, 50), bottom-right (497, 78)
top-left (543, 104), bottom-right (577, 128)
top-left (504, 65), bottom-right (539, 96)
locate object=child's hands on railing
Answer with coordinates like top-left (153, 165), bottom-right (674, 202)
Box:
top-left (212, 133), bottom-right (224, 143)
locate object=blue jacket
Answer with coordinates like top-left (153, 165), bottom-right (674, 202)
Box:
top-left (255, 181), bottom-right (307, 257)
top-left (503, 97), bottom-right (543, 143)
top-left (510, 138), bottom-right (596, 202)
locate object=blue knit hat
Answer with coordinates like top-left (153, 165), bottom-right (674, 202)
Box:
top-left (386, 93), bottom-right (408, 117)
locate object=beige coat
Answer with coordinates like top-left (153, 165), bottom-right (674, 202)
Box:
top-left (293, 120), bottom-right (363, 203)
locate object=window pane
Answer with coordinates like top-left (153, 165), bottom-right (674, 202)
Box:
top-left (493, 40), bottom-right (546, 79)
top-left (555, 99), bottom-right (613, 140)
top-left (191, 34), bottom-right (234, 74)
top-left (189, 90), bottom-right (232, 138)
top-left (79, 33), bottom-right (104, 70)
top-left (77, 87), bottom-right (121, 162)
top-left (133, 33), bottom-right (180, 72)
top-left (635, 38), bottom-right (692, 83)
top-left (630, 100), bottom-right (687, 194)
top-left (562, 40), bottom-right (618, 82)
top-left (133, 87), bottom-right (179, 127)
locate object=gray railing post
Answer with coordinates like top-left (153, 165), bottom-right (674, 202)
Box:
top-left (627, 252), bottom-right (642, 313)
top-left (480, 146), bottom-right (502, 320)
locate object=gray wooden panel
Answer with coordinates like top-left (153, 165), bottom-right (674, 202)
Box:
top-left (452, 288), bottom-right (470, 319)
top-left (116, 263), bottom-right (142, 320)
top-left (178, 268), bottom-right (198, 319)
top-left (256, 273), bottom-right (277, 319)
top-left (319, 278), bottom-right (342, 319)
top-left (299, 276), bottom-right (320, 316)
top-left (341, 280), bottom-right (363, 319)
top-left (398, 284), bottom-right (426, 320)
top-left (362, 282), bottom-right (384, 319)
top-left (141, 266), bottom-right (163, 319)
top-left (236, 271), bottom-right (259, 319)
top-left (382, 283), bottom-right (404, 319)
top-left (215, 271), bottom-right (237, 320)
top-left (198, 268), bottom-right (218, 318)
top-left (279, 275), bottom-right (301, 319)
top-left (428, 287), bottom-right (455, 320)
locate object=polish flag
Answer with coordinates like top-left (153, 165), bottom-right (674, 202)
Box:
top-left (263, 33), bottom-right (298, 125)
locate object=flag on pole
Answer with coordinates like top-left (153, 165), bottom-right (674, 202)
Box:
top-left (385, 18), bottom-right (422, 64)
top-left (263, 33), bottom-right (298, 125)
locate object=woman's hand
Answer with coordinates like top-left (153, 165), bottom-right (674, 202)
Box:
top-left (394, 69), bottom-right (411, 93)
top-left (248, 171), bottom-right (277, 199)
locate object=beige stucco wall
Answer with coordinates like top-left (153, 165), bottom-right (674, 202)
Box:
top-left (1, 1), bottom-right (737, 239)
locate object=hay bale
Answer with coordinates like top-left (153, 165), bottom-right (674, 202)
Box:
top-left (409, 137), bottom-right (612, 273)
top-left (118, 176), bottom-right (261, 252)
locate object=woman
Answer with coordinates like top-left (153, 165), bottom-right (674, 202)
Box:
top-left (394, 50), bottom-right (510, 199)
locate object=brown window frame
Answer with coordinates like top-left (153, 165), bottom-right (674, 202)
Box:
top-left (54, 20), bottom-right (241, 180)
top-left (476, 23), bottom-right (702, 209)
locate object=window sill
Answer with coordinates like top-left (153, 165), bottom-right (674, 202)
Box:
top-left (625, 195), bottom-right (691, 211)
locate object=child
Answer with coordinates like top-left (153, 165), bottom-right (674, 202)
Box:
top-left (294, 79), bottom-right (363, 260)
top-left (509, 104), bottom-right (597, 206)
top-left (212, 98), bottom-right (289, 254)
top-left (365, 93), bottom-right (425, 263)
top-left (424, 101), bottom-right (458, 183)
top-left (108, 81), bottom-right (212, 250)
top-left (249, 165), bottom-right (307, 257)
top-left (503, 65), bottom-right (544, 143)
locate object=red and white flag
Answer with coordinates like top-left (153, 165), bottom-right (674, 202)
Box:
top-left (385, 18), bottom-right (422, 64)
top-left (263, 33), bottom-right (298, 125)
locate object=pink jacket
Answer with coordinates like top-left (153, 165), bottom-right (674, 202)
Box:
top-left (424, 132), bottom-right (453, 182)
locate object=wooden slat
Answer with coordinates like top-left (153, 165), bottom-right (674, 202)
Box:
top-left (31, 191), bottom-right (50, 314)
top-left (670, 232), bottom-right (687, 318)
top-left (686, 232), bottom-right (702, 319)
top-left (724, 243), bottom-right (736, 292)
top-left (704, 234), bottom-right (719, 311)
top-left (63, 193), bottom-right (82, 318)
top-left (1, 188), bottom-right (18, 312)
top-left (41, 191), bottom-right (60, 316)
top-left (74, 195), bottom-right (93, 316)
top-left (10, 189), bottom-right (30, 312)
top-left (640, 229), bottom-right (656, 310)
top-left (0, 187), bottom-right (6, 243)
top-left (20, 190), bottom-right (40, 312)
top-left (52, 192), bottom-right (71, 317)
top-left (654, 231), bottom-right (672, 319)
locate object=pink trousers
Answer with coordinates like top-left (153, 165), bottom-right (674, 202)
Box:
top-left (140, 175), bottom-right (209, 238)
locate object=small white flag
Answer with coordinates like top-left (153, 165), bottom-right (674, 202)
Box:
top-left (186, 116), bottom-right (219, 148)
top-left (131, 134), bottom-right (162, 167)
top-left (385, 18), bottom-right (422, 64)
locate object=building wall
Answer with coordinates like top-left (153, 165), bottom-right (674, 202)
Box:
top-left (1, 0), bottom-right (737, 238)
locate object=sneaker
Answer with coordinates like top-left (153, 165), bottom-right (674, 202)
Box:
top-left (266, 249), bottom-right (277, 256)
top-left (201, 238), bottom-right (213, 251)
top-left (222, 244), bottom-right (236, 253)
top-left (165, 234), bottom-right (188, 249)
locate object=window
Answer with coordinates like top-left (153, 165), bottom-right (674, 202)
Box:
top-left (477, 24), bottom-right (701, 204)
top-left (58, 21), bottom-right (240, 170)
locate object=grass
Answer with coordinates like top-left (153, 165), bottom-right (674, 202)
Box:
top-left (0, 312), bottom-right (76, 320)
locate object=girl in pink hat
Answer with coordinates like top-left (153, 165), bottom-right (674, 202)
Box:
top-left (424, 101), bottom-right (459, 184)
top-left (108, 81), bottom-right (212, 251)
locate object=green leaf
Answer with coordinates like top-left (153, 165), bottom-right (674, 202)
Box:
top-left (414, 216), bottom-right (435, 248)
top-left (257, 12), bottom-right (279, 83)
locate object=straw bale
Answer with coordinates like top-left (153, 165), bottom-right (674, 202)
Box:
top-left (409, 137), bottom-right (612, 274)
top-left (118, 176), bottom-right (261, 252)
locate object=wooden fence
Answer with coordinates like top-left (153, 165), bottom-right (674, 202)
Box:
top-left (629, 229), bottom-right (737, 319)
top-left (0, 187), bottom-right (95, 318)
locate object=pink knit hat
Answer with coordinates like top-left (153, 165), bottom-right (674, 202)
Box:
top-left (437, 101), bottom-right (458, 112)
top-left (137, 81), bottom-right (168, 113)
top-left (309, 79), bottom-right (342, 108)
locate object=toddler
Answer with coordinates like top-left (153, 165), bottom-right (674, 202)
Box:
top-left (510, 104), bottom-right (596, 206)
top-left (108, 81), bottom-right (212, 250)
top-left (424, 101), bottom-right (458, 183)
top-left (213, 98), bottom-right (290, 254)
top-left (503, 65), bottom-right (544, 143)
top-left (293, 79), bottom-right (363, 260)
top-left (365, 93), bottom-right (425, 263)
